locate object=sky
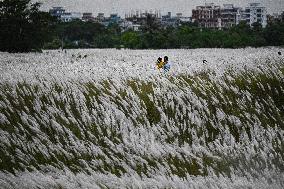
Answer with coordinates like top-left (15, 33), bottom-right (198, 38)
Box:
top-left (37, 0), bottom-right (284, 17)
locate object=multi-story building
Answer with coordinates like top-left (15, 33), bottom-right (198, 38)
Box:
top-left (109, 14), bottom-right (121, 24)
top-left (192, 2), bottom-right (269, 29)
top-left (176, 13), bottom-right (182, 18)
top-left (49, 7), bottom-right (82, 22)
top-left (242, 3), bottom-right (267, 27)
top-left (161, 12), bottom-right (178, 27)
top-left (162, 12), bottom-right (172, 20)
top-left (177, 13), bottom-right (192, 24)
top-left (267, 13), bottom-right (283, 24)
top-left (60, 12), bottom-right (82, 22)
top-left (49, 7), bottom-right (66, 18)
top-left (161, 12), bottom-right (191, 27)
top-left (124, 11), bottom-right (190, 29)
top-left (220, 4), bottom-right (242, 28)
top-left (99, 14), bottom-right (122, 27)
top-left (125, 10), bottom-right (160, 24)
top-left (192, 3), bottom-right (221, 29)
top-left (97, 13), bottom-right (105, 21)
top-left (119, 19), bottom-right (142, 31)
top-left (82, 13), bottom-right (96, 22)
top-left (92, 13), bottom-right (105, 23)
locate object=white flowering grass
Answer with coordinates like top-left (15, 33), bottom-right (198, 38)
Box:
top-left (0, 48), bottom-right (284, 188)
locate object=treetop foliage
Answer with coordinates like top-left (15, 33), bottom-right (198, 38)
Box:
top-left (46, 19), bottom-right (284, 50)
top-left (0, 0), bottom-right (56, 52)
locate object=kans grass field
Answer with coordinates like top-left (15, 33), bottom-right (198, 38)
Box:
top-left (0, 48), bottom-right (284, 188)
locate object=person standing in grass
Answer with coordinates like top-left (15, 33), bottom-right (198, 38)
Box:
top-left (156, 57), bottom-right (164, 70)
top-left (163, 56), bottom-right (171, 73)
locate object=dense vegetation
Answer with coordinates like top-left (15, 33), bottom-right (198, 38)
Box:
top-left (0, 0), bottom-right (56, 52)
top-left (46, 19), bottom-right (284, 50)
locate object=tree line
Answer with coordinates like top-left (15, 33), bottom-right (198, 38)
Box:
top-left (47, 20), bottom-right (284, 49)
top-left (1, 0), bottom-right (284, 53)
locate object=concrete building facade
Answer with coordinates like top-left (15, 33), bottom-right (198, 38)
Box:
top-left (192, 3), bottom-right (221, 29)
top-left (221, 4), bottom-right (242, 28)
top-left (242, 3), bottom-right (267, 28)
top-left (82, 13), bottom-right (96, 22)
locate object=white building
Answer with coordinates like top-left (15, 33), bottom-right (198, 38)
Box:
top-left (242, 3), bottom-right (267, 28)
top-left (119, 20), bottom-right (141, 31)
top-left (179, 17), bottom-right (192, 23)
top-left (132, 24), bottom-right (142, 31)
top-left (61, 12), bottom-right (82, 22)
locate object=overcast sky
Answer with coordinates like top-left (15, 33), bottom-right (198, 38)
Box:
top-left (37, 0), bottom-right (284, 17)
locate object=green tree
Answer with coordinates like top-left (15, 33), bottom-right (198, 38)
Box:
top-left (107, 23), bottom-right (121, 35)
top-left (62, 20), bottom-right (105, 43)
top-left (0, 0), bottom-right (56, 52)
top-left (94, 34), bottom-right (119, 48)
top-left (252, 22), bottom-right (263, 33)
top-left (223, 32), bottom-right (242, 48)
top-left (264, 22), bottom-right (284, 46)
top-left (176, 26), bottom-right (194, 48)
top-left (121, 31), bottom-right (140, 49)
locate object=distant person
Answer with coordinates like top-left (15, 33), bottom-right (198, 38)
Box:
top-left (163, 56), bottom-right (171, 73)
top-left (278, 51), bottom-right (282, 55)
top-left (156, 57), bottom-right (164, 70)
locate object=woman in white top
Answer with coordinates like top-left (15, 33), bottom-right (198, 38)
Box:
top-left (163, 56), bottom-right (171, 72)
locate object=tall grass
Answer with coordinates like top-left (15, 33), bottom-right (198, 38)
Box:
top-left (0, 48), bottom-right (283, 188)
